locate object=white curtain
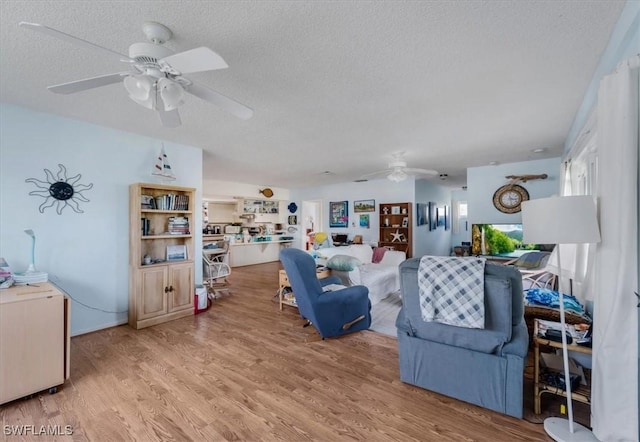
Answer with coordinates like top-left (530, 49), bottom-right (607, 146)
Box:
top-left (553, 112), bottom-right (598, 303)
top-left (592, 55), bottom-right (639, 441)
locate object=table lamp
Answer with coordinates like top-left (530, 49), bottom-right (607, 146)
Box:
top-left (13, 229), bottom-right (48, 284)
top-left (521, 195), bottom-right (600, 442)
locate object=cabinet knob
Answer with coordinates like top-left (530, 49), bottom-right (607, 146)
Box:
top-left (169, 285), bottom-right (174, 292)
top-left (164, 286), bottom-right (170, 293)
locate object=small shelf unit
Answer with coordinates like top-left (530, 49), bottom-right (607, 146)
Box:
top-left (378, 202), bottom-right (412, 258)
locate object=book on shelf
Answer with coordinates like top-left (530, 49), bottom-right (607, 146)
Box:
top-left (141, 195), bottom-right (156, 209)
top-left (167, 216), bottom-right (190, 235)
top-left (151, 193), bottom-right (189, 210)
top-left (141, 218), bottom-right (150, 236)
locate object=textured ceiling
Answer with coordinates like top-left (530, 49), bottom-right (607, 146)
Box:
top-left (0, 1), bottom-right (625, 189)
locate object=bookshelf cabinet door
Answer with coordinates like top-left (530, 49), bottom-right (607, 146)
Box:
top-left (168, 263), bottom-right (193, 313)
top-left (138, 266), bottom-right (168, 320)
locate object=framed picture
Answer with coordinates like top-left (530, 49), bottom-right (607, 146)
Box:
top-left (359, 214), bottom-right (370, 228)
top-left (429, 202), bottom-right (437, 231)
top-left (354, 199), bottom-right (375, 213)
top-left (329, 201), bottom-right (348, 228)
top-left (391, 206), bottom-right (401, 215)
top-left (402, 217), bottom-right (409, 228)
top-left (437, 206), bottom-right (445, 228)
top-left (416, 203), bottom-right (428, 226)
top-left (288, 215), bottom-right (297, 225)
top-left (444, 205), bottom-right (450, 230)
top-left (166, 245), bottom-right (187, 261)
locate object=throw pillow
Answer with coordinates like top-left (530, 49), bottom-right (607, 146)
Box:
top-left (326, 254), bottom-right (362, 272)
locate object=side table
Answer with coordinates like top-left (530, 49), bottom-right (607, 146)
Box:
top-left (278, 267), bottom-right (331, 310)
top-left (533, 319), bottom-right (592, 415)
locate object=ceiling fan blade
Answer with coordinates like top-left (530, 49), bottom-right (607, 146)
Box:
top-left (19, 22), bottom-right (134, 64)
top-left (158, 108), bottom-right (181, 128)
top-left (360, 169), bottom-right (392, 179)
top-left (160, 47), bottom-right (228, 74)
top-left (405, 167), bottom-right (439, 176)
top-left (48, 72), bottom-right (129, 94)
top-left (186, 81), bottom-right (253, 120)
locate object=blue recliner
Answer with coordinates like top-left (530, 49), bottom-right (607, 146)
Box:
top-left (396, 258), bottom-right (528, 418)
top-left (279, 248), bottom-right (372, 339)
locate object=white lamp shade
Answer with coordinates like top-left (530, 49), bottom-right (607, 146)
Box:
top-left (124, 75), bottom-right (155, 109)
top-left (158, 78), bottom-right (184, 111)
top-left (521, 195), bottom-right (601, 245)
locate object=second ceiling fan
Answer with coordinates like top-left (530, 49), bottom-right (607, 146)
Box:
top-left (20, 21), bottom-right (253, 127)
top-left (361, 152), bottom-right (438, 182)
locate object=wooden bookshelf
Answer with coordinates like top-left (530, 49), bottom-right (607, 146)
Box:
top-left (379, 202), bottom-right (412, 258)
top-left (129, 183), bottom-right (195, 329)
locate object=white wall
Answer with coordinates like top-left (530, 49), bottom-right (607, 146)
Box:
top-left (290, 178), bottom-right (415, 250)
top-left (564, 0), bottom-right (640, 153)
top-left (0, 104), bottom-right (203, 336)
top-left (450, 189), bottom-right (470, 248)
top-left (203, 179), bottom-right (290, 202)
top-left (414, 179), bottom-right (452, 257)
top-left (467, 157), bottom-right (561, 225)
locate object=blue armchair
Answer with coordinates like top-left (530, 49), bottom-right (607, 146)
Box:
top-left (279, 248), bottom-right (372, 339)
top-left (395, 258), bottom-right (528, 418)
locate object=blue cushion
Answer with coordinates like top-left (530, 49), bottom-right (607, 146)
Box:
top-left (326, 254), bottom-right (362, 271)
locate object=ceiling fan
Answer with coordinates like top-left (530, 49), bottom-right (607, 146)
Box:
top-left (19, 21), bottom-right (253, 127)
top-left (360, 152), bottom-right (438, 182)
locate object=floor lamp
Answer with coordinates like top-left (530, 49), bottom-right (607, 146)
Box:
top-left (521, 196), bottom-right (601, 442)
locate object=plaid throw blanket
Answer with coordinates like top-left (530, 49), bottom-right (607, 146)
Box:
top-left (418, 256), bottom-right (486, 329)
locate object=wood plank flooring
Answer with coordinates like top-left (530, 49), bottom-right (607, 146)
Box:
top-left (1, 262), bottom-right (551, 441)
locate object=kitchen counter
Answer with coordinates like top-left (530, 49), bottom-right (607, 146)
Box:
top-left (229, 239), bottom-right (294, 267)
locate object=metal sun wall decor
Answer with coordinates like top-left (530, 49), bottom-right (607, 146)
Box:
top-left (26, 164), bottom-right (93, 214)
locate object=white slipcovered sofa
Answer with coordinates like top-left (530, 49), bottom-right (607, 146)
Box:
top-left (315, 245), bottom-right (406, 305)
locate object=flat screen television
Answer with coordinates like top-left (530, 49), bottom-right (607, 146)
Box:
top-left (471, 223), bottom-right (553, 257)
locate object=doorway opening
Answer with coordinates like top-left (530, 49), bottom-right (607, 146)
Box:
top-left (301, 200), bottom-right (323, 250)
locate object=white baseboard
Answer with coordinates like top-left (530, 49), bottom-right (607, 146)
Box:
top-left (71, 318), bottom-right (128, 337)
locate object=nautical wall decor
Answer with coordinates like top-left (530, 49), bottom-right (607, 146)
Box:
top-left (152, 145), bottom-right (176, 182)
top-left (26, 164), bottom-right (93, 214)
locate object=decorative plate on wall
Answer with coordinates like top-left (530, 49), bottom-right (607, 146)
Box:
top-left (287, 202), bottom-right (298, 213)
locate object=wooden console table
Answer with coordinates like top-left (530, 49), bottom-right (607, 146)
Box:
top-left (533, 319), bottom-right (592, 415)
top-left (278, 267), bottom-right (331, 310)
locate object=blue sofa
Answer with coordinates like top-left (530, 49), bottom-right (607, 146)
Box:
top-left (395, 258), bottom-right (529, 418)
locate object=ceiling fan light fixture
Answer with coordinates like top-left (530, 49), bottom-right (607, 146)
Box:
top-left (387, 168), bottom-right (408, 182)
top-left (158, 78), bottom-right (184, 111)
top-left (124, 74), bottom-right (155, 109)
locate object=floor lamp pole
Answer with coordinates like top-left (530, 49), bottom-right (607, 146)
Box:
top-left (544, 244), bottom-right (597, 441)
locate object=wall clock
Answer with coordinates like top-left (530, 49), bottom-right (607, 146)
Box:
top-left (492, 184), bottom-right (529, 214)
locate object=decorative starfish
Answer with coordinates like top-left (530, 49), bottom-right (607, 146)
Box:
top-left (391, 230), bottom-right (404, 242)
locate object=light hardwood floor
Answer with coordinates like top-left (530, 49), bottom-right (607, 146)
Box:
top-left (0, 262), bottom-right (550, 441)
